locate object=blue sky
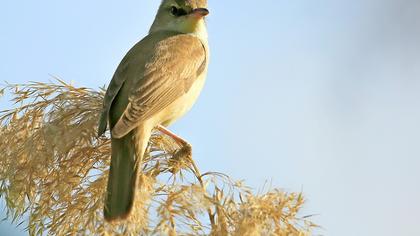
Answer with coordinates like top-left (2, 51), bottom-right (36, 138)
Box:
top-left (1, 0), bottom-right (420, 235)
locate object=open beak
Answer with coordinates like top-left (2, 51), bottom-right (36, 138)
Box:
top-left (191, 8), bottom-right (209, 18)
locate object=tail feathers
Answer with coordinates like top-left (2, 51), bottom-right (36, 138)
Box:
top-left (104, 126), bottom-right (151, 222)
top-left (104, 132), bottom-right (137, 221)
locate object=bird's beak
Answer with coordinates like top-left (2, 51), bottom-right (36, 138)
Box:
top-left (190, 8), bottom-right (209, 18)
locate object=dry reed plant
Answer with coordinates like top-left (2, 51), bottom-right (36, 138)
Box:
top-left (0, 80), bottom-right (316, 235)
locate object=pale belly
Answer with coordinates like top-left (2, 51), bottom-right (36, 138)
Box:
top-left (154, 71), bottom-right (207, 127)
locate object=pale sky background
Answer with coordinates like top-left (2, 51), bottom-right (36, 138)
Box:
top-left (1, 0), bottom-right (420, 235)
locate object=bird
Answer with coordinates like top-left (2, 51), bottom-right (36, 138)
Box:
top-left (97, 0), bottom-right (210, 222)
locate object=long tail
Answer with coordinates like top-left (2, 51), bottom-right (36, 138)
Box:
top-left (104, 126), bottom-right (151, 222)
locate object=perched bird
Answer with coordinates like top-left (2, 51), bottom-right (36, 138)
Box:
top-left (97, 0), bottom-right (210, 222)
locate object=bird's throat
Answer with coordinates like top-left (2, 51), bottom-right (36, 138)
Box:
top-left (188, 20), bottom-right (208, 41)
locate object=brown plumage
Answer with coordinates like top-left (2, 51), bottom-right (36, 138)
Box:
top-left (111, 34), bottom-right (207, 138)
top-left (98, 0), bottom-right (209, 222)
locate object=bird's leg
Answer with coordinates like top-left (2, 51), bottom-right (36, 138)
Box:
top-left (156, 125), bottom-right (192, 159)
top-left (156, 125), bottom-right (189, 146)
top-left (156, 125), bottom-right (214, 225)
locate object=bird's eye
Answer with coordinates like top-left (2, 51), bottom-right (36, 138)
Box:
top-left (170, 6), bottom-right (187, 17)
top-left (170, 6), bottom-right (179, 16)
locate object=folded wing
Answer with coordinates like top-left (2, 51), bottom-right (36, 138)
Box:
top-left (111, 34), bottom-right (207, 138)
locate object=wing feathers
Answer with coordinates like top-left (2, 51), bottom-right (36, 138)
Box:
top-left (98, 61), bottom-right (130, 136)
top-left (111, 34), bottom-right (206, 138)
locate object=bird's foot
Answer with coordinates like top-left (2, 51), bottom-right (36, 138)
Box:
top-left (156, 125), bottom-right (194, 173)
top-left (169, 143), bottom-right (192, 174)
top-left (173, 143), bottom-right (192, 159)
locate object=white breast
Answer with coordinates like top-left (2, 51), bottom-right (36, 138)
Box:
top-left (153, 25), bottom-right (209, 127)
top-left (155, 69), bottom-right (208, 127)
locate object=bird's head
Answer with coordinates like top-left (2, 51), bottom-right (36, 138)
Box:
top-left (150, 0), bottom-right (209, 38)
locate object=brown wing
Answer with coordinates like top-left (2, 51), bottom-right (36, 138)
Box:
top-left (111, 34), bottom-right (207, 138)
top-left (97, 56), bottom-right (130, 136)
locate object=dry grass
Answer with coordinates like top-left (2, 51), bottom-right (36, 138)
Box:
top-left (0, 80), bottom-right (316, 235)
